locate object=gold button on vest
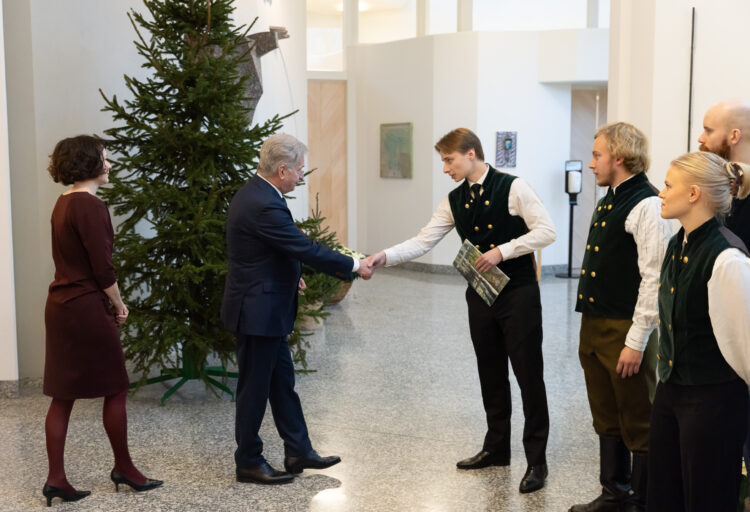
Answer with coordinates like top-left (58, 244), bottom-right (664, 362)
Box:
top-left (465, 204), bottom-right (469, 209)
top-left (489, 244), bottom-right (495, 248)
top-left (581, 269), bottom-right (586, 275)
top-left (487, 224), bottom-right (493, 229)
top-left (608, 204), bottom-right (612, 210)
top-left (601, 221), bottom-right (606, 227)
top-left (588, 297), bottom-right (595, 303)
top-left (474, 226), bottom-right (479, 231)
top-left (586, 244), bottom-right (591, 250)
top-left (594, 246), bottom-right (599, 252)
top-left (484, 200), bottom-right (490, 206)
top-left (578, 294), bottom-right (583, 299)
top-left (590, 271), bottom-right (596, 277)
top-left (683, 256), bottom-right (688, 263)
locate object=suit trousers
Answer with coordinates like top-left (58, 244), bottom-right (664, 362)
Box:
top-left (647, 378), bottom-right (748, 512)
top-left (234, 333), bottom-right (312, 468)
top-left (578, 314), bottom-right (657, 452)
top-left (465, 282), bottom-right (549, 466)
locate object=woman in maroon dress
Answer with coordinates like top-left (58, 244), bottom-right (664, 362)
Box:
top-left (43, 135), bottom-right (161, 506)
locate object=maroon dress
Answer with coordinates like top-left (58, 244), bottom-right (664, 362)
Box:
top-left (43, 192), bottom-right (129, 399)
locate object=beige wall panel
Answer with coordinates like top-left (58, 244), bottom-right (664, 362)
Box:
top-left (307, 80), bottom-right (348, 245)
top-left (570, 89), bottom-right (607, 268)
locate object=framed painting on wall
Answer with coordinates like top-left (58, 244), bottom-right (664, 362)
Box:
top-left (495, 131), bottom-right (517, 168)
top-left (380, 122), bottom-right (413, 179)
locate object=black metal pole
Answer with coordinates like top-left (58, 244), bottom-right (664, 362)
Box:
top-left (567, 203), bottom-right (574, 277)
top-left (687, 7), bottom-right (696, 151)
top-left (556, 194), bottom-right (580, 279)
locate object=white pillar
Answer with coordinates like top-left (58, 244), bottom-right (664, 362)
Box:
top-left (417, 0), bottom-right (429, 37)
top-left (0, 0), bottom-right (20, 397)
top-left (587, 0), bottom-right (599, 28)
top-left (457, 0), bottom-right (473, 32)
top-left (343, 0), bottom-right (359, 53)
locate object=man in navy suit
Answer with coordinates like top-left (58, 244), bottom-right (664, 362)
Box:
top-left (221, 133), bottom-right (372, 484)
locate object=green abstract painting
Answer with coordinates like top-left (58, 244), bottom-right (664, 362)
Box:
top-left (380, 122), bottom-right (413, 179)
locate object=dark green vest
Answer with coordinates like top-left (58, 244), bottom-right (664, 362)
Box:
top-left (657, 217), bottom-right (746, 385)
top-left (576, 173), bottom-right (657, 318)
top-left (448, 167), bottom-right (536, 291)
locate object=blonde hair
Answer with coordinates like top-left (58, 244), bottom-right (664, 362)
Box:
top-left (595, 122), bottom-right (650, 175)
top-left (670, 152), bottom-right (750, 216)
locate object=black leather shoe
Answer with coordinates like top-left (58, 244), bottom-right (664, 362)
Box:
top-left (284, 450), bottom-right (341, 474)
top-left (568, 489), bottom-right (623, 512)
top-left (42, 484), bottom-right (91, 507)
top-left (110, 470), bottom-right (163, 492)
top-left (456, 450), bottom-right (510, 470)
top-left (237, 462), bottom-right (294, 485)
top-left (519, 464), bottom-right (548, 493)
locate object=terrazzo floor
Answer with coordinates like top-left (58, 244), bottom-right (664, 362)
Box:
top-left (0, 268), bottom-right (601, 511)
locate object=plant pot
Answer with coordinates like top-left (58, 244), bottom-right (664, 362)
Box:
top-left (325, 280), bottom-right (353, 305)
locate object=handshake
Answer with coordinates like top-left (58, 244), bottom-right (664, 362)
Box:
top-left (355, 251), bottom-right (387, 280)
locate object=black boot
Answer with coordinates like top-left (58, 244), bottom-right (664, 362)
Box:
top-left (568, 436), bottom-right (632, 512)
top-left (621, 451), bottom-right (647, 512)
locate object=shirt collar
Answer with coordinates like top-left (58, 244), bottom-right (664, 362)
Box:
top-left (258, 174), bottom-right (283, 198)
top-left (467, 164), bottom-right (490, 188)
top-left (612, 173), bottom-right (636, 195)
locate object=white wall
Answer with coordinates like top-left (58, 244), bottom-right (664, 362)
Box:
top-left (608, 0), bottom-right (750, 189)
top-left (3, 0), bottom-right (308, 379)
top-left (0, 1), bottom-right (18, 384)
top-left (350, 30), bottom-right (582, 266)
top-left (350, 36), bottom-right (437, 261)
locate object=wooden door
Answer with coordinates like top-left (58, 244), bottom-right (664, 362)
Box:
top-left (307, 79), bottom-right (348, 245)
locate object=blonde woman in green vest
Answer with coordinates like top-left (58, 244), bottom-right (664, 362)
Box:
top-left (364, 128), bottom-right (556, 493)
top-left (648, 151), bottom-right (750, 512)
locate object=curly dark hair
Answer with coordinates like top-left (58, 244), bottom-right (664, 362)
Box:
top-left (48, 135), bottom-right (106, 185)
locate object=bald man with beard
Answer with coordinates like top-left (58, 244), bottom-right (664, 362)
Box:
top-left (698, 100), bottom-right (750, 248)
top-left (698, 101), bottom-right (750, 511)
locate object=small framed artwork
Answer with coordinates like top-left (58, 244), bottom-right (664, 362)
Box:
top-left (495, 131), bottom-right (517, 168)
top-left (380, 122), bottom-right (413, 179)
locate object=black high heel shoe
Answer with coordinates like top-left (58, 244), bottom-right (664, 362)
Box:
top-left (110, 469), bottom-right (163, 492)
top-left (42, 484), bottom-right (91, 507)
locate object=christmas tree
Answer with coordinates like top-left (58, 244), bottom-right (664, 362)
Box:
top-left (100, 0), bottom-right (288, 401)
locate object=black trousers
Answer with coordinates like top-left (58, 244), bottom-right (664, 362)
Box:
top-left (647, 378), bottom-right (748, 512)
top-left (234, 334), bottom-right (312, 468)
top-left (465, 282), bottom-right (549, 466)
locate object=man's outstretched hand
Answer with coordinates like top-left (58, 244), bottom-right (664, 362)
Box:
top-left (357, 260), bottom-right (373, 280)
top-left (363, 251), bottom-right (387, 270)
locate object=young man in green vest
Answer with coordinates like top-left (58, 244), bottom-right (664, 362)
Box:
top-left (569, 122), bottom-right (672, 512)
top-left (365, 128), bottom-right (556, 493)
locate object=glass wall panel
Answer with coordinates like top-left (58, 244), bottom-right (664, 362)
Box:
top-left (307, 1), bottom-right (344, 71)
top-left (428, 0), bottom-right (457, 35)
top-left (473, 0), bottom-right (588, 31)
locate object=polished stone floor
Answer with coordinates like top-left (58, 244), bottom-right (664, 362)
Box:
top-left (0, 268), bottom-right (601, 511)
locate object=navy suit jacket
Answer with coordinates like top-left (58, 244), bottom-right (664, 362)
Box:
top-left (221, 177), bottom-right (354, 336)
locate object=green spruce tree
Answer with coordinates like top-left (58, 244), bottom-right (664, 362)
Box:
top-left (99, 0), bottom-right (288, 399)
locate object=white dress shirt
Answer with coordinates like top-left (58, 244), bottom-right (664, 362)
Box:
top-left (708, 248), bottom-right (750, 386)
top-left (258, 175), bottom-right (359, 272)
top-left (384, 165), bottom-right (557, 266)
top-left (622, 195), bottom-right (673, 351)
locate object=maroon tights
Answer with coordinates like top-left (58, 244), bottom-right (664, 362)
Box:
top-left (45, 390), bottom-right (146, 491)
